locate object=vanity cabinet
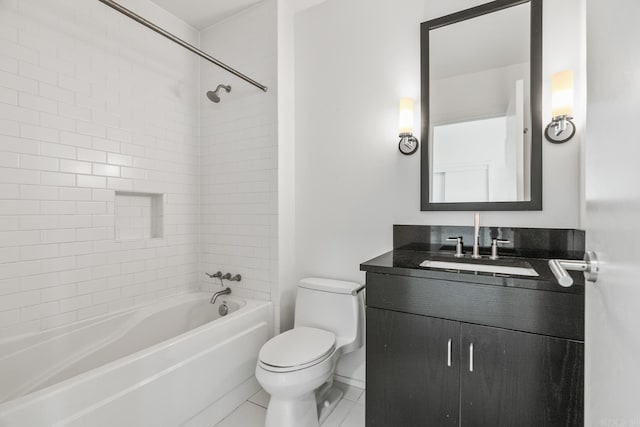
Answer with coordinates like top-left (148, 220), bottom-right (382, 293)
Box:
top-left (367, 307), bottom-right (460, 426)
top-left (459, 323), bottom-right (584, 427)
top-left (365, 272), bottom-right (584, 427)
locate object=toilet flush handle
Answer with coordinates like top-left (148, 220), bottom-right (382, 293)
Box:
top-left (351, 284), bottom-right (366, 296)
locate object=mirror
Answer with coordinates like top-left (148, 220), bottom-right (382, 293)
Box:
top-left (420, 0), bottom-right (542, 211)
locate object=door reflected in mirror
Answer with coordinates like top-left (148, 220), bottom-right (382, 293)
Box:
top-left (421, 0), bottom-right (542, 211)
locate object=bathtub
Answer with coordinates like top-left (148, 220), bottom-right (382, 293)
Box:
top-left (0, 292), bottom-right (272, 427)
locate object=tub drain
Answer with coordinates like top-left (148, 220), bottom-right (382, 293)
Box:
top-left (218, 303), bottom-right (229, 316)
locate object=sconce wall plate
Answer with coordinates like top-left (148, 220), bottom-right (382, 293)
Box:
top-left (399, 132), bottom-right (419, 155)
top-left (545, 115), bottom-right (576, 144)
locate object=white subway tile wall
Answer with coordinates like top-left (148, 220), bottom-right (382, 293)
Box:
top-left (114, 192), bottom-right (163, 240)
top-left (199, 1), bottom-right (278, 304)
top-left (0, 0), bottom-right (201, 339)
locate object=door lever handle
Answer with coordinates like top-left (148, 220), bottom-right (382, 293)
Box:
top-left (549, 251), bottom-right (599, 287)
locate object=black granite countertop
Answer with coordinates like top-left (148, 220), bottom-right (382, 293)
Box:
top-left (360, 249), bottom-right (585, 295)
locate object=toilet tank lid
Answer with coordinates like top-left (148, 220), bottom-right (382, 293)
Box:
top-left (298, 277), bottom-right (361, 295)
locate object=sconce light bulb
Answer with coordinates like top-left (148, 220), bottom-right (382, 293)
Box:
top-left (399, 98), bottom-right (415, 135)
top-left (551, 70), bottom-right (574, 118)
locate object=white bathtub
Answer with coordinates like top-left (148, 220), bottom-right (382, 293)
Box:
top-left (0, 292), bottom-right (272, 427)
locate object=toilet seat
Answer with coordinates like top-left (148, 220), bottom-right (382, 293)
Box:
top-left (259, 327), bottom-right (336, 373)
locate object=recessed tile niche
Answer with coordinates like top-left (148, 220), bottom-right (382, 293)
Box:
top-left (115, 192), bottom-right (164, 241)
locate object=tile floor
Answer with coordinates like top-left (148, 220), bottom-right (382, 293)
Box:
top-left (213, 382), bottom-right (365, 427)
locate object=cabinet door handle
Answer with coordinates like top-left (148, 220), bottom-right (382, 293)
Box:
top-left (447, 339), bottom-right (452, 367)
top-left (469, 343), bottom-right (474, 372)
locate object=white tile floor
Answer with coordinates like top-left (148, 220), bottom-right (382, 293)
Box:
top-left (213, 382), bottom-right (365, 427)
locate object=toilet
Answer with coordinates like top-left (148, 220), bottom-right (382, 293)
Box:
top-left (255, 277), bottom-right (364, 427)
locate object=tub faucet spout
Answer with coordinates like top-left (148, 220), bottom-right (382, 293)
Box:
top-left (210, 287), bottom-right (231, 305)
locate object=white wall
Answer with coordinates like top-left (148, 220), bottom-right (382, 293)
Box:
top-left (199, 1), bottom-right (279, 309)
top-left (0, 0), bottom-right (201, 339)
top-left (294, 0), bottom-right (585, 384)
top-left (276, 0), bottom-right (297, 333)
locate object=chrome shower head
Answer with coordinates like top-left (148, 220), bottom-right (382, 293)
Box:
top-left (206, 84), bottom-right (232, 103)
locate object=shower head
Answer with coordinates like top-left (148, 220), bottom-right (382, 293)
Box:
top-left (206, 84), bottom-right (232, 103)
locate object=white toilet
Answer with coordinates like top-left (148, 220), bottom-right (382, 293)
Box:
top-left (255, 277), bottom-right (364, 427)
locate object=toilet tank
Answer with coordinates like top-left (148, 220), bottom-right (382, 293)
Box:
top-left (294, 278), bottom-right (364, 354)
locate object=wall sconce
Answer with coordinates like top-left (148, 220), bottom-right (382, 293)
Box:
top-left (398, 98), bottom-right (419, 155)
top-left (545, 70), bottom-right (576, 144)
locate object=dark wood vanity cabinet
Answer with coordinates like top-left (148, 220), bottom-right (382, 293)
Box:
top-left (365, 273), bottom-right (584, 427)
top-left (367, 308), bottom-right (460, 426)
top-left (459, 323), bottom-right (584, 427)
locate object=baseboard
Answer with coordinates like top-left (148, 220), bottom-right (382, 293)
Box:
top-left (334, 374), bottom-right (365, 390)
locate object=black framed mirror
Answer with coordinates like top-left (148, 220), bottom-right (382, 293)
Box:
top-left (420, 0), bottom-right (542, 211)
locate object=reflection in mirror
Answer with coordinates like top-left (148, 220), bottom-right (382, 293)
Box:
top-left (421, 0), bottom-right (542, 211)
top-left (430, 2), bottom-right (530, 203)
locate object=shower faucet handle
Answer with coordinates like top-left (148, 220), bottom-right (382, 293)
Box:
top-left (229, 274), bottom-right (242, 282)
top-left (205, 271), bottom-right (223, 279)
top-left (222, 273), bottom-right (232, 280)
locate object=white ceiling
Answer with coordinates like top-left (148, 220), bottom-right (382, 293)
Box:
top-left (295, 0), bottom-right (329, 13)
top-left (149, 0), bottom-right (263, 30)
top-left (149, 0), bottom-right (329, 29)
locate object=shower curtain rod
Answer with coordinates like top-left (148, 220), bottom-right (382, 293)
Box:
top-left (97, 0), bottom-right (268, 92)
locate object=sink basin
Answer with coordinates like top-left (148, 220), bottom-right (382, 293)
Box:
top-left (419, 260), bottom-right (539, 277)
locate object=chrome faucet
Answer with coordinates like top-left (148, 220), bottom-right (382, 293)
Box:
top-left (446, 236), bottom-right (465, 258)
top-left (472, 212), bottom-right (481, 259)
top-left (490, 238), bottom-right (511, 260)
top-left (210, 287), bottom-right (231, 305)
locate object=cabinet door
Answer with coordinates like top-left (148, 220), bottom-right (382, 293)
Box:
top-left (366, 307), bottom-right (460, 427)
top-left (460, 323), bottom-right (584, 427)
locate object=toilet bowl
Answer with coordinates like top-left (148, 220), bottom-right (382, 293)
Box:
top-left (255, 278), bottom-right (364, 427)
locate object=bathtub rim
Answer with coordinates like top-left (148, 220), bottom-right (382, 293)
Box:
top-left (0, 290), bottom-right (246, 360)
top-left (0, 292), bottom-right (272, 412)
top-left (2, 292), bottom-right (249, 401)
